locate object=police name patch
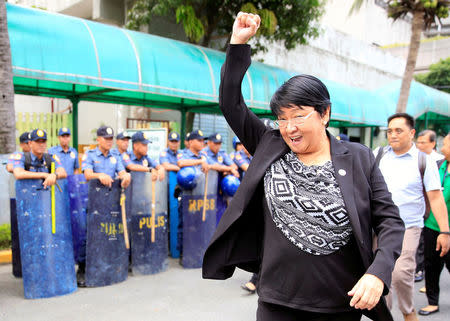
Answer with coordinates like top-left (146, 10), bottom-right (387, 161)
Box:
top-left (70, 151), bottom-right (76, 159)
top-left (110, 157), bottom-right (117, 164)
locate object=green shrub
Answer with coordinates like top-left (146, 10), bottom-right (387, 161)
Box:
top-left (0, 224), bottom-right (11, 250)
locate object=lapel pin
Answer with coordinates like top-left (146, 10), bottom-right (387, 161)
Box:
top-left (338, 169), bottom-right (346, 176)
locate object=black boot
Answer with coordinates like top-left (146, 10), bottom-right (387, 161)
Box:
top-left (76, 262), bottom-right (86, 288)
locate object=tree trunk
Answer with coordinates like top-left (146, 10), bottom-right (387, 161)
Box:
top-left (0, 2), bottom-right (16, 154)
top-left (396, 10), bottom-right (424, 113)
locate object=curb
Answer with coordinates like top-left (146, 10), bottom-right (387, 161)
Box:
top-left (0, 249), bottom-right (12, 264)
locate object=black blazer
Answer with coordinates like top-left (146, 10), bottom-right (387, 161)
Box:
top-left (202, 44), bottom-right (405, 321)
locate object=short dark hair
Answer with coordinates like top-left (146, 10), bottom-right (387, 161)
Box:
top-left (270, 75), bottom-right (331, 126)
top-left (418, 129), bottom-right (436, 142)
top-left (387, 113), bottom-right (415, 129)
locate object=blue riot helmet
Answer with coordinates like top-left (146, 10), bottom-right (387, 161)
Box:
top-left (177, 167), bottom-right (199, 190)
top-left (232, 136), bottom-right (241, 150)
top-left (221, 175), bottom-right (240, 197)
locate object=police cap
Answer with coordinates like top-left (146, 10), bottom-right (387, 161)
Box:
top-left (97, 126), bottom-right (114, 138)
top-left (187, 130), bottom-right (204, 141)
top-left (29, 129), bottom-right (47, 141)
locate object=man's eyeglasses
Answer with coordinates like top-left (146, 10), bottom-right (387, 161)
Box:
top-left (274, 110), bottom-right (315, 129)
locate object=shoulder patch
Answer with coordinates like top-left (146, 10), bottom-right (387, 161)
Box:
top-left (235, 154), bottom-right (242, 160)
top-left (123, 153), bottom-right (130, 160)
top-left (177, 153), bottom-right (182, 159)
top-left (15, 153), bottom-right (22, 160)
top-left (143, 159), bottom-right (148, 167)
top-left (52, 154), bottom-right (61, 162)
top-left (161, 151), bottom-right (167, 157)
top-left (218, 155), bottom-right (223, 163)
top-left (81, 154), bottom-right (87, 161)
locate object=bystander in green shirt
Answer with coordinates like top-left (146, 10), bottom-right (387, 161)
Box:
top-left (425, 160), bottom-right (450, 231)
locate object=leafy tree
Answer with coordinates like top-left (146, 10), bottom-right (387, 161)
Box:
top-left (415, 57), bottom-right (450, 93)
top-left (0, 1), bottom-right (16, 154)
top-left (351, 0), bottom-right (449, 112)
top-left (126, 0), bottom-right (325, 53)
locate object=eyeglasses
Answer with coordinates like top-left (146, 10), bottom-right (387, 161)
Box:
top-left (274, 110), bottom-right (315, 129)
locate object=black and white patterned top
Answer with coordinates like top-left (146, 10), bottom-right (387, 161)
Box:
top-left (264, 151), bottom-right (353, 255)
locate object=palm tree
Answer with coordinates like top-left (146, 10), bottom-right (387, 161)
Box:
top-left (351, 0), bottom-right (449, 113)
top-left (0, 1), bottom-right (16, 154)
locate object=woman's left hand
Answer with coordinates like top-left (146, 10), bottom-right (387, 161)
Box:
top-left (348, 274), bottom-right (384, 310)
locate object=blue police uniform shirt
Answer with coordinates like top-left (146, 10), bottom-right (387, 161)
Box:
top-left (179, 149), bottom-right (214, 165)
top-left (48, 145), bottom-right (79, 176)
top-left (160, 148), bottom-right (178, 165)
top-left (81, 147), bottom-right (125, 178)
top-left (111, 148), bottom-right (133, 169)
top-left (127, 151), bottom-right (158, 168)
top-left (234, 150), bottom-right (252, 178)
top-left (12, 151), bottom-right (63, 173)
top-left (204, 147), bottom-right (233, 166)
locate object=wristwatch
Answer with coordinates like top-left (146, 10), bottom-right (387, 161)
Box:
top-left (440, 231), bottom-right (450, 235)
top-left (55, 172), bottom-right (59, 179)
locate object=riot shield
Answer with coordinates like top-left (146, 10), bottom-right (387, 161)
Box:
top-left (129, 172), bottom-right (168, 275)
top-left (181, 169), bottom-right (218, 268)
top-left (85, 179), bottom-right (128, 287)
top-left (9, 174), bottom-right (21, 277)
top-left (15, 179), bottom-right (77, 299)
top-left (168, 171), bottom-right (180, 258)
top-left (67, 174), bottom-right (88, 264)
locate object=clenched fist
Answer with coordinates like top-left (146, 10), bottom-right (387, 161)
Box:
top-left (230, 12), bottom-right (261, 45)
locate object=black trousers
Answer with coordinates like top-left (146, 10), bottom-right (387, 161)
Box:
top-left (424, 227), bottom-right (450, 306)
top-left (257, 300), bottom-right (362, 321)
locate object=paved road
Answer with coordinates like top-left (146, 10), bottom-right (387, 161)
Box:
top-left (0, 259), bottom-right (449, 320)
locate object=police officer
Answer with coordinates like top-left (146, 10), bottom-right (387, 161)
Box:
top-left (82, 126), bottom-right (131, 188)
top-left (48, 128), bottom-right (79, 176)
top-left (178, 130), bottom-right (213, 172)
top-left (205, 133), bottom-right (239, 177)
top-left (160, 131), bottom-right (181, 172)
top-left (234, 146), bottom-right (252, 179)
top-left (13, 129), bottom-right (67, 187)
top-left (125, 131), bottom-right (165, 181)
top-left (112, 131), bottom-right (131, 157)
top-left (79, 126), bottom-right (131, 286)
top-left (179, 132), bottom-right (191, 155)
top-left (229, 136), bottom-right (244, 163)
top-left (6, 132), bottom-right (31, 173)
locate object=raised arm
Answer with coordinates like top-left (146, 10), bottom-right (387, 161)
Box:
top-left (220, 12), bottom-right (268, 155)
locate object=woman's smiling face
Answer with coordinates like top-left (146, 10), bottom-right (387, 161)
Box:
top-left (277, 105), bottom-right (330, 155)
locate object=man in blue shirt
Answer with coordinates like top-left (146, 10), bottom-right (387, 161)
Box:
top-left (234, 147), bottom-right (252, 179)
top-left (111, 131), bottom-right (131, 168)
top-left (79, 126), bottom-right (131, 286)
top-left (125, 131), bottom-right (165, 181)
top-left (205, 133), bottom-right (239, 177)
top-left (13, 129), bottom-right (67, 188)
top-left (160, 131), bottom-right (181, 172)
top-left (6, 132), bottom-right (31, 173)
top-left (48, 127), bottom-right (79, 176)
top-left (178, 130), bottom-right (213, 173)
top-left (82, 126), bottom-right (131, 188)
top-left (229, 136), bottom-right (243, 163)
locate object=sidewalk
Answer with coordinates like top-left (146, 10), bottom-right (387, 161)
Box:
top-left (0, 258), bottom-right (449, 320)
